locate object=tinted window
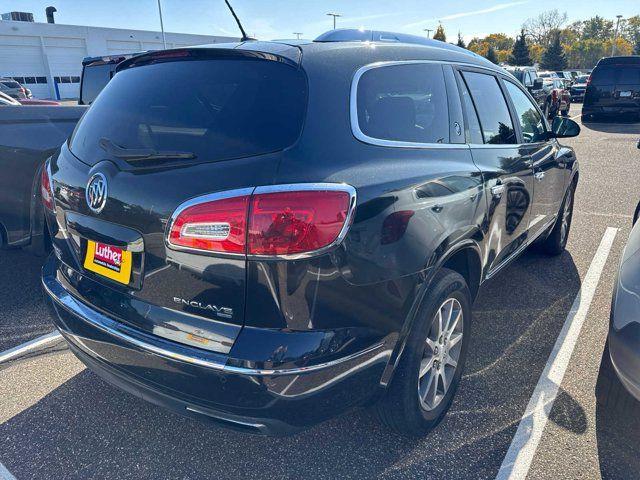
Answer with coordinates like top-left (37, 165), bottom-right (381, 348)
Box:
top-left (1, 81), bottom-right (20, 89)
top-left (356, 63), bottom-right (449, 144)
top-left (591, 67), bottom-right (615, 85)
top-left (461, 71), bottom-right (516, 145)
top-left (618, 67), bottom-right (640, 85)
top-left (458, 76), bottom-right (483, 144)
top-left (575, 75), bottom-right (589, 83)
top-left (80, 63), bottom-right (115, 105)
top-left (504, 81), bottom-right (546, 144)
top-left (71, 58), bottom-right (307, 166)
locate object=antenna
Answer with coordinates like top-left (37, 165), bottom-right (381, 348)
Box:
top-left (223, 0), bottom-right (253, 41)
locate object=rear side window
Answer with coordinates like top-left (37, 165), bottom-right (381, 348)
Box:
top-left (71, 58), bottom-right (307, 165)
top-left (80, 63), bottom-right (115, 105)
top-left (461, 71), bottom-right (516, 145)
top-left (355, 63), bottom-right (449, 144)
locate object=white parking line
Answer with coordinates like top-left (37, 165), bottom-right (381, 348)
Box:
top-left (0, 331), bottom-right (62, 364)
top-left (570, 113), bottom-right (581, 120)
top-left (496, 226), bottom-right (618, 480)
top-left (0, 462), bottom-right (17, 480)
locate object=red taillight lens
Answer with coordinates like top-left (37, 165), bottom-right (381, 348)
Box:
top-left (248, 190), bottom-right (350, 256)
top-left (169, 195), bottom-right (250, 253)
top-left (41, 164), bottom-right (55, 212)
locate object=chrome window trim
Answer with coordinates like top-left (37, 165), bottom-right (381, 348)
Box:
top-left (165, 183), bottom-right (357, 260)
top-left (350, 59), bottom-right (503, 150)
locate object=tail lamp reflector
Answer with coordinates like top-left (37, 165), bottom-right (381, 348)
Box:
top-left (41, 164), bottom-right (55, 212)
top-left (169, 188), bottom-right (353, 256)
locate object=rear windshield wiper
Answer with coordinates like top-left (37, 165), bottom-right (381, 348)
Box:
top-left (99, 138), bottom-right (196, 162)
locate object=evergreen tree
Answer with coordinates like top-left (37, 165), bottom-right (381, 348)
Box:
top-left (486, 45), bottom-right (498, 64)
top-left (509, 29), bottom-right (532, 65)
top-left (540, 31), bottom-right (568, 70)
top-left (635, 37), bottom-right (640, 55)
top-left (433, 24), bottom-right (446, 42)
top-left (456, 32), bottom-right (466, 49)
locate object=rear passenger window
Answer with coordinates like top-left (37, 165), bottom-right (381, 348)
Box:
top-left (458, 78), bottom-right (483, 144)
top-left (356, 63), bottom-right (449, 144)
top-left (461, 71), bottom-right (516, 145)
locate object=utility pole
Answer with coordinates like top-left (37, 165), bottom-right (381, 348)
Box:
top-left (612, 15), bottom-right (623, 56)
top-left (424, 28), bottom-right (433, 39)
top-left (157, 0), bottom-right (167, 49)
top-left (327, 13), bottom-right (341, 30)
top-left (293, 32), bottom-right (303, 39)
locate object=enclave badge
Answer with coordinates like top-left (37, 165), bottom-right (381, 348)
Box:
top-left (86, 173), bottom-right (108, 213)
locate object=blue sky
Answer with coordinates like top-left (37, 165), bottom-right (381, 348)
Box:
top-left (10, 0), bottom-right (640, 42)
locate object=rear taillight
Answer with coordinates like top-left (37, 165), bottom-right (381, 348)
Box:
top-left (41, 163), bottom-right (55, 212)
top-left (168, 193), bottom-right (251, 254)
top-left (168, 185), bottom-right (356, 257)
top-left (586, 75), bottom-right (592, 86)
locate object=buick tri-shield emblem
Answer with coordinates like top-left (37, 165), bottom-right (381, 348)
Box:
top-left (86, 173), bottom-right (108, 213)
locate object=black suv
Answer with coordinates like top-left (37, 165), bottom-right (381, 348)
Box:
top-left (42, 31), bottom-right (580, 436)
top-left (583, 56), bottom-right (640, 120)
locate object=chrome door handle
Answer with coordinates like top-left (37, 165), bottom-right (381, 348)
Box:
top-left (490, 184), bottom-right (505, 196)
top-left (534, 171), bottom-right (545, 181)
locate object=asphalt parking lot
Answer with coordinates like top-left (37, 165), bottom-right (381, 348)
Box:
top-left (1, 103), bottom-right (640, 480)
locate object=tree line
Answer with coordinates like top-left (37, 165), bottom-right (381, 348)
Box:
top-left (431, 10), bottom-right (640, 70)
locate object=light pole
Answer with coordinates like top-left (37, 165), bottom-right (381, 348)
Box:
top-left (612, 14), bottom-right (623, 56)
top-left (293, 32), bottom-right (303, 40)
top-left (327, 13), bottom-right (341, 30)
top-left (424, 28), bottom-right (433, 39)
top-left (157, 0), bottom-right (167, 49)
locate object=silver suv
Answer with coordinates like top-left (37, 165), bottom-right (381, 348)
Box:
top-left (0, 78), bottom-right (26, 99)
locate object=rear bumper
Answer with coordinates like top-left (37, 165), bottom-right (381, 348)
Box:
top-left (582, 105), bottom-right (640, 116)
top-left (609, 322), bottom-right (640, 402)
top-left (42, 255), bottom-right (389, 435)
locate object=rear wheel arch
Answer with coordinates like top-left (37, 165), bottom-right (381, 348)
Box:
top-left (440, 245), bottom-right (482, 302)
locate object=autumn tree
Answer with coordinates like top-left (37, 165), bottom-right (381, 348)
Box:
top-left (485, 45), bottom-right (498, 64)
top-left (581, 16), bottom-right (614, 41)
top-left (433, 24), bottom-right (446, 42)
top-left (509, 30), bottom-right (532, 65)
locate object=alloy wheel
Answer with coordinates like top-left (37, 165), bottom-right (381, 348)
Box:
top-left (418, 297), bottom-right (464, 411)
top-left (560, 189), bottom-right (573, 245)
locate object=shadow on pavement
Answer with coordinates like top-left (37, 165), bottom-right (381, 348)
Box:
top-left (595, 346), bottom-right (640, 479)
top-left (0, 250), bottom-right (50, 352)
top-left (0, 247), bottom-right (586, 479)
top-left (581, 116), bottom-right (640, 135)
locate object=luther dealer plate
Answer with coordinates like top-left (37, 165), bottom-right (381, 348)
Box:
top-left (84, 240), bottom-right (132, 285)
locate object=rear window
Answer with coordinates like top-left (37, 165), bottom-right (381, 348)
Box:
top-left (70, 58), bottom-right (307, 165)
top-left (590, 67), bottom-right (615, 85)
top-left (355, 63), bottom-right (449, 144)
top-left (617, 67), bottom-right (640, 85)
top-left (1, 81), bottom-right (20, 89)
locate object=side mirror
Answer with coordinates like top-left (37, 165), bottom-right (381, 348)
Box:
top-left (533, 78), bottom-right (543, 89)
top-left (549, 116), bottom-right (581, 138)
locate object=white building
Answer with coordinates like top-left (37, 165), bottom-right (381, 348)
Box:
top-left (0, 14), bottom-right (237, 99)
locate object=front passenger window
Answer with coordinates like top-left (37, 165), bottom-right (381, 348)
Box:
top-left (504, 81), bottom-right (546, 144)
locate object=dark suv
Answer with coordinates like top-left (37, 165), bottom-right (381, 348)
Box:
top-left (42, 31), bottom-right (580, 437)
top-left (583, 56), bottom-right (640, 120)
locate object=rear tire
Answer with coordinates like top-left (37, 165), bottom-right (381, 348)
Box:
top-left (374, 268), bottom-right (471, 436)
top-left (539, 180), bottom-right (575, 256)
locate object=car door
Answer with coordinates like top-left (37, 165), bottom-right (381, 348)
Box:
top-left (502, 79), bottom-right (565, 241)
top-left (456, 68), bottom-right (535, 276)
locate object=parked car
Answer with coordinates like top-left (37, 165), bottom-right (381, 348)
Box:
top-left (79, 52), bottom-right (144, 105)
top-left (41, 31), bottom-right (580, 437)
top-left (600, 140), bottom-right (640, 409)
top-left (18, 98), bottom-right (61, 106)
top-left (0, 91), bottom-right (20, 106)
top-left (0, 78), bottom-right (27, 100)
top-left (583, 56), bottom-right (640, 120)
top-left (542, 77), bottom-right (571, 117)
top-left (555, 71), bottom-right (574, 86)
top-left (538, 71), bottom-right (560, 80)
top-left (570, 75), bottom-right (590, 102)
top-left (0, 105), bottom-right (86, 253)
top-left (503, 66), bottom-right (547, 110)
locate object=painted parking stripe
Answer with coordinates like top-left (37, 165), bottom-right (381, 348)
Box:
top-left (0, 462), bottom-right (17, 480)
top-left (496, 226), bottom-right (618, 480)
top-left (0, 331), bottom-right (62, 364)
